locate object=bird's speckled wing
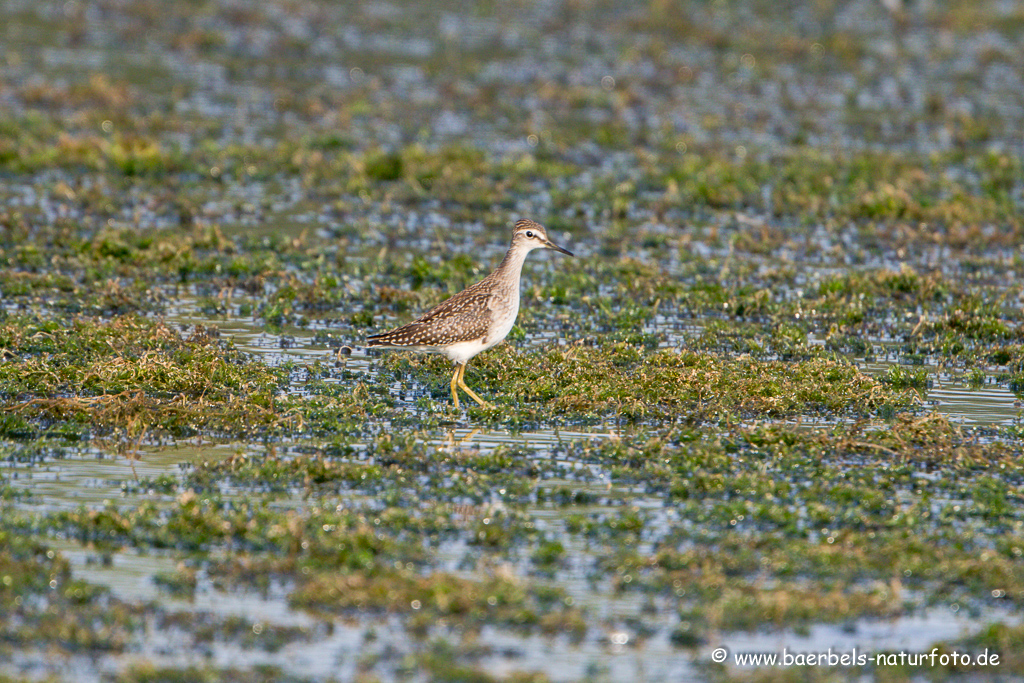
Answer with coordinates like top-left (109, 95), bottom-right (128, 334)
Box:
top-left (366, 282), bottom-right (494, 347)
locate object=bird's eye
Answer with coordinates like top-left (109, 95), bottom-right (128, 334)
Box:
top-left (525, 231), bottom-right (534, 238)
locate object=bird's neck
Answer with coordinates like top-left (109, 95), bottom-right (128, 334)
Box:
top-left (492, 244), bottom-right (530, 287)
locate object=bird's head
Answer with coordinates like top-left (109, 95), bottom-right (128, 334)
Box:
top-left (511, 219), bottom-right (573, 256)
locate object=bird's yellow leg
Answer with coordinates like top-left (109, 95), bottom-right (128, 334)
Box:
top-left (457, 362), bottom-right (492, 408)
top-left (450, 364), bottom-right (462, 409)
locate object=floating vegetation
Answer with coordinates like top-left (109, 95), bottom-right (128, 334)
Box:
top-left (0, 315), bottom-right (290, 439)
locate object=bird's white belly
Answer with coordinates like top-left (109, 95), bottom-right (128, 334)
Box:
top-left (441, 338), bottom-right (491, 365)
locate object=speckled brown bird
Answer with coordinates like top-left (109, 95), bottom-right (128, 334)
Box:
top-left (366, 219), bottom-right (573, 408)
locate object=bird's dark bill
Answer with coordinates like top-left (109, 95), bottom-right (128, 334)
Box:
top-left (546, 240), bottom-right (573, 256)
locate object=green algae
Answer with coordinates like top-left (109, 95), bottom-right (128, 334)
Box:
top-left (291, 568), bottom-right (586, 639)
top-left (0, 314), bottom-right (290, 438)
top-left (413, 642), bottom-right (553, 683)
top-left (112, 664), bottom-right (330, 683)
top-left (377, 343), bottom-right (917, 420)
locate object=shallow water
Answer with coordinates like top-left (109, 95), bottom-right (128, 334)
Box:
top-left (861, 361), bottom-right (1023, 426)
top-left (928, 379), bottom-right (1022, 426)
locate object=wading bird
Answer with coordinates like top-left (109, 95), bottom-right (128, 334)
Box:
top-left (367, 219), bottom-right (573, 408)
